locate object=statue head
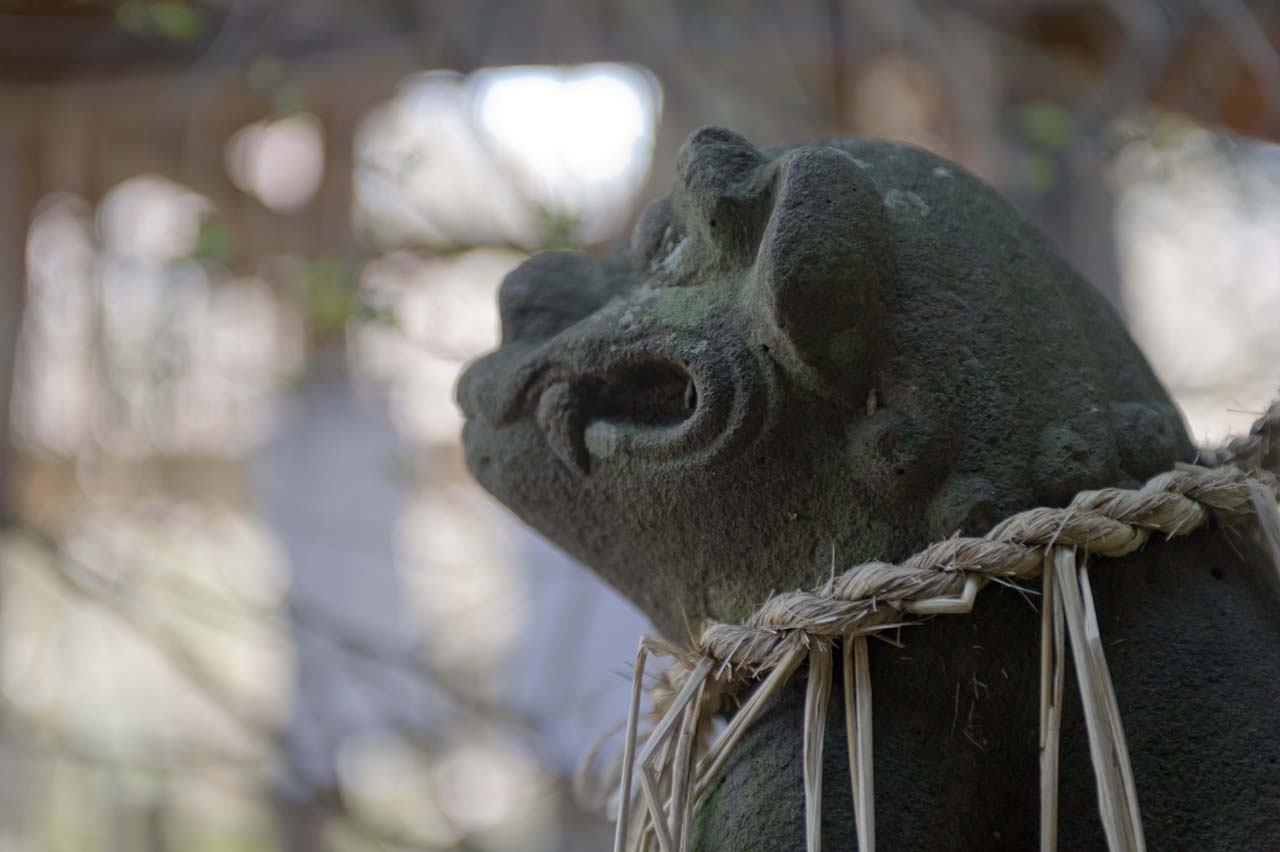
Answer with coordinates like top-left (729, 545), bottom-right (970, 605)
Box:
top-left (456, 126), bottom-right (1189, 637)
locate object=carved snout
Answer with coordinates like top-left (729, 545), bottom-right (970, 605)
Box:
top-left (751, 145), bottom-right (893, 400)
top-left (459, 321), bottom-right (756, 477)
top-left (459, 251), bottom-right (625, 426)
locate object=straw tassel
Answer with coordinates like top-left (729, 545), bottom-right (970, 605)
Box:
top-left (844, 635), bottom-right (875, 851)
top-left (803, 641), bottom-right (833, 852)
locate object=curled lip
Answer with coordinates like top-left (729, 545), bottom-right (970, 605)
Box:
top-left (493, 339), bottom-right (741, 476)
top-left (535, 378), bottom-right (590, 475)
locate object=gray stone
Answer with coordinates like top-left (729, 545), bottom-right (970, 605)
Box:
top-left (457, 127), bottom-right (1280, 849)
top-left (457, 126), bottom-right (1187, 637)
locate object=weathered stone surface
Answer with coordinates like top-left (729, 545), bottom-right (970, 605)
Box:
top-left (457, 126), bottom-right (1280, 849)
top-left (457, 126), bottom-right (1186, 638)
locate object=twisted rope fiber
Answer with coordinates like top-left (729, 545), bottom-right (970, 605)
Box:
top-left (607, 400), bottom-right (1280, 852)
top-left (663, 465), bottom-right (1259, 705)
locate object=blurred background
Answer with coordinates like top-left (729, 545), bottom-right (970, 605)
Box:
top-left (0, 1), bottom-right (1278, 849)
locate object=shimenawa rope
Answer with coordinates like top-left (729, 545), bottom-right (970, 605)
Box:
top-left (585, 400), bottom-right (1280, 852)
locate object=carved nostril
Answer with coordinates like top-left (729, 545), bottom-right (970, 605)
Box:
top-left (528, 359), bottom-right (699, 476)
top-left (583, 360), bottom-right (698, 428)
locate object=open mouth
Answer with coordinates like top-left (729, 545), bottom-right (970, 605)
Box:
top-left (465, 331), bottom-right (767, 478)
top-left (535, 358), bottom-right (700, 475)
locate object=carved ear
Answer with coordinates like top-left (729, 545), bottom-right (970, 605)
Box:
top-left (672, 126), bottom-right (772, 261)
top-left (752, 146), bottom-right (893, 399)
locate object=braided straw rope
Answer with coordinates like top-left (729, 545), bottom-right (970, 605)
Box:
top-left (601, 400), bottom-right (1280, 852)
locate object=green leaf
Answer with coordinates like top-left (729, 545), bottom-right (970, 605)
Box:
top-left (1018, 101), bottom-right (1073, 150)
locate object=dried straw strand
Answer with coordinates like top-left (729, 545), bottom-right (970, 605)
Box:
top-left (614, 644), bottom-right (648, 852)
top-left (1248, 481), bottom-right (1280, 579)
top-left (803, 642), bottom-right (833, 852)
top-left (1038, 551), bottom-right (1065, 852)
top-left (639, 765), bottom-right (676, 852)
top-left (693, 642), bottom-right (805, 798)
top-left (1078, 562), bottom-right (1145, 852)
top-left (668, 678), bottom-right (703, 850)
top-left (844, 635), bottom-right (875, 851)
top-left (1052, 547), bottom-right (1144, 852)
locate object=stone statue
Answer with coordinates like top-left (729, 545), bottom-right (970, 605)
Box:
top-left (457, 127), bottom-right (1280, 849)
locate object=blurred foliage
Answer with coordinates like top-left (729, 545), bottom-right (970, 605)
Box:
top-left (299, 251), bottom-right (408, 349)
top-left (191, 216), bottom-right (236, 267)
top-left (246, 55), bottom-right (309, 118)
top-left (351, 297), bottom-right (398, 329)
top-left (301, 256), bottom-right (361, 343)
top-left (1019, 101), bottom-right (1075, 150)
top-left (542, 213), bottom-right (577, 253)
top-left (1019, 151), bottom-right (1056, 194)
top-left (1016, 100), bottom-right (1076, 194)
top-left (114, 0), bottom-right (208, 43)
